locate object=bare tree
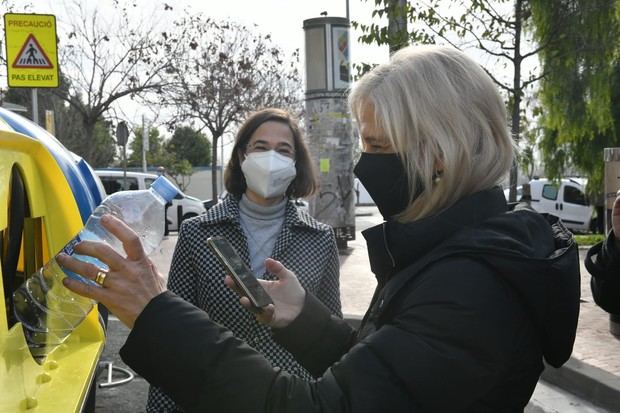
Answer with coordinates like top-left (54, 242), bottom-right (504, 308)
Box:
top-left (157, 15), bottom-right (303, 199)
top-left (355, 0), bottom-right (557, 201)
top-left (53, 0), bottom-right (178, 164)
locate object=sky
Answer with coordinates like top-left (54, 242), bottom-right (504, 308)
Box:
top-left (5, 0), bottom-right (534, 166)
top-left (160, 0), bottom-right (390, 67)
top-left (28, 0), bottom-right (390, 68)
top-left (7, 0), bottom-right (390, 164)
top-left (8, 0), bottom-right (525, 100)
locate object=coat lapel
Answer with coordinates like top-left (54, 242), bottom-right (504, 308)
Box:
top-left (266, 201), bottom-right (324, 279)
top-left (200, 196), bottom-right (252, 264)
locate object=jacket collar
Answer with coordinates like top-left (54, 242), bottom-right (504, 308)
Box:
top-left (362, 186), bottom-right (508, 282)
top-left (199, 195), bottom-right (323, 232)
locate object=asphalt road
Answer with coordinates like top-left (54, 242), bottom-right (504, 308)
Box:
top-left (95, 318), bottom-right (149, 412)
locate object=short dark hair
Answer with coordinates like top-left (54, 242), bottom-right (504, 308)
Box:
top-left (224, 108), bottom-right (318, 199)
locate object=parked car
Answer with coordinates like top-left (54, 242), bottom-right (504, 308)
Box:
top-left (354, 177), bottom-right (375, 205)
top-left (95, 170), bottom-right (207, 231)
top-left (504, 178), bottom-right (593, 232)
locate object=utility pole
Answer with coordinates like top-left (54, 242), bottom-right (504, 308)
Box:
top-left (387, 0), bottom-right (408, 54)
top-left (116, 121), bottom-right (129, 189)
top-left (142, 115), bottom-right (149, 173)
top-left (221, 133), bottom-right (225, 195)
top-left (303, 16), bottom-right (355, 249)
top-left (31, 89), bottom-right (38, 125)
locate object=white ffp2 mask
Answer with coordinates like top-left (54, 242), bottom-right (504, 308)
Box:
top-left (241, 150), bottom-right (297, 199)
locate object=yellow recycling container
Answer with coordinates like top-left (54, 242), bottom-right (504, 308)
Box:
top-left (0, 108), bottom-right (106, 412)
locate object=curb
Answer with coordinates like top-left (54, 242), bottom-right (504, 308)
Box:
top-left (343, 314), bottom-right (363, 330)
top-left (541, 357), bottom-right (620, 411)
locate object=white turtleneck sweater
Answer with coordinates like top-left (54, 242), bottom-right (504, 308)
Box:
top-left (238, 194), bottom-right (287, 278)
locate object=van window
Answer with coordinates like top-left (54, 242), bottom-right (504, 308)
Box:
top-left (542, 184), bottom-right (558, 200)
top-left (564, 185), bottom-right (588, 206)
top-left (100, 177), bottom-right (122, 194)
top-left (145, 177), bottom-right (155, 189)
top-left (100, 176), bottom-right (138, 194)
top-left (127, 178), bottom-right (139, 190)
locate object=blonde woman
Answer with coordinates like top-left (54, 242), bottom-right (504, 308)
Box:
top-left (62, 45), bottom-right (580, 412)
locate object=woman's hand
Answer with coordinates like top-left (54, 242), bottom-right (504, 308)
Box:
top-left (58, 214), bottom-right (167, 328)
top-left (225, 258), bottom-right (305, 328)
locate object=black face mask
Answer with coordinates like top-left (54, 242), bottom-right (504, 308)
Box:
top-left (354, 153), bottom-right (412, 220)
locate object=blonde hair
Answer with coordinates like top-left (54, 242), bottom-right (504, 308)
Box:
top-left (349, 45), bottom-right (515, 221)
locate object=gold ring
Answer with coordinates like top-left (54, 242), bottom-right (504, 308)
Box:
top-left (95, 269), bottom-right (108, 286)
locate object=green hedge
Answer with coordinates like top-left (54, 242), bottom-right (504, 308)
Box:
top-left (574, 234), bottom-right (605, 247)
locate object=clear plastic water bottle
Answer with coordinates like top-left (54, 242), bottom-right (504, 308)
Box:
top-left (13, 175), bottom-right (179, 359)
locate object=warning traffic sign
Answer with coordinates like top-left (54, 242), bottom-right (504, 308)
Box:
top-left (3, 13), bottom-right (59, 87)
top-left (13, 34), bottom-right (53, 68)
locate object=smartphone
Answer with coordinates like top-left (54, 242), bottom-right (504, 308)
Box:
top-left (206, 236), bottom-right (274, 310)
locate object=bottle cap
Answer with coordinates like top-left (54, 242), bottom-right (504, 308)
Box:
top-left (150, 176), bottom-right (179, 203)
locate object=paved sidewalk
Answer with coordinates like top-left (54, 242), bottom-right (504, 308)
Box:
top-left (338, 207), bottom-right (379, 316)
top-left (340, 206), bottom-right (620, 412)
top-left (575, 248), bottom-right (620, 376)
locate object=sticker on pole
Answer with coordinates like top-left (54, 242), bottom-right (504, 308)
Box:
top-left (3, 13), bottom-right (59, 88)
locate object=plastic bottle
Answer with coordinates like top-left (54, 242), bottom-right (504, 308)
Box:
top-left (12, 175), bottom-right (179, 359)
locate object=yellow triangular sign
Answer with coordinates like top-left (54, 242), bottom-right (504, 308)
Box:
top-left (12, 34), bottom-right (53, 69)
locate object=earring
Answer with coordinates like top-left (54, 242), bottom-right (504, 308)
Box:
top-left (432, 170), bottom-right (443, 184)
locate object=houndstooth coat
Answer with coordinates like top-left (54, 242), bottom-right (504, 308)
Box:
top-left (146, 196), bottom-right (342, 413)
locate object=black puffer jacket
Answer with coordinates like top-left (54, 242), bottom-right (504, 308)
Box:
top-left (585, 232), bottom-right (620, 314)
top-left (121, 187), bottom-right (580, 412)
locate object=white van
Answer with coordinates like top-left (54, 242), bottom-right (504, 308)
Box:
top-left (353, 178), bottom-right (374, 205)
top-left (95, 170), bottom-right (207, 232)
top-left (505, 178), bottom-right (593, 232)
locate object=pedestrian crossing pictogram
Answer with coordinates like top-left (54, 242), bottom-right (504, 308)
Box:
top-left (12, 34), bottom-right (53, 69)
